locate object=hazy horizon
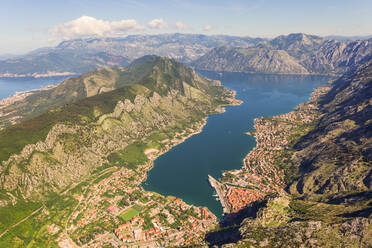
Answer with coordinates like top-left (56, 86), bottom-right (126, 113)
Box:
top-left (1, 32), bottom-right (372, 57)
top-left (1, 0), bottom-right (371, 54)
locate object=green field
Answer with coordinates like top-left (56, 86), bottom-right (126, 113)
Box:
top-left (120, 207), bottom-right (139, 222)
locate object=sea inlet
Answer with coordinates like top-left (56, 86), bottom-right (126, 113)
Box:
top-left (143, 71), bottom-right (331, 218)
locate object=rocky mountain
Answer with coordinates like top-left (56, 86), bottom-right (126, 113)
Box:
top-left (55, 33), bottom-right (262, 62)
top-left (0, 34), bottom-right (262, 76)
top-left (290, 57), bottom-right (372, 197)
top-left (206, 57), bottom-right (372, 247)
top-left (190, 46), bottom-right (308, 74)
top-left (193, 33), bottom-right (372, 75)
top-left (3, 33), bottom-right (370, 77)
top-left (0, 55), bottom-right (193, 129)
top-left (0, 55), bottom-right (233, 202)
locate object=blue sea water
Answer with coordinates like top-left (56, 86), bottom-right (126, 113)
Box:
top-left (143, 72), bottom-right (331, 217)
top-left (0, 76), bottom-right (71, 100)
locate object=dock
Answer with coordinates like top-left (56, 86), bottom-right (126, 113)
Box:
top-left (208, 175), bottom-right (229, 213)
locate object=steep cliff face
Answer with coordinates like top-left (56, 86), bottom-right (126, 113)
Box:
top-left (0, 56), bottom-right (232, 201)
top-left (193, 33), bottom-right (372, 75)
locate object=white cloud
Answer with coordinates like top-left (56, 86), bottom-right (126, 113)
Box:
top-left (175, 21), bottom-right (187, 30)
top-left (203, 25), bottom-right (212, 31)
top-left (50, 16), bottom-right (145, 40)
top-left (147, 18), bottom-right (168, 29)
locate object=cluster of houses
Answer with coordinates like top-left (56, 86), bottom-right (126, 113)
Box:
top-left (113, 216), bottom-right (162, 243)
top-left (225, 187), bottom-right (266, 213)
top-left (220, 92), bottom-right (324, 213)
top-left (111, 197), bottom-right (217, 246)
top-left (57, 121), bottom-right (221, 247)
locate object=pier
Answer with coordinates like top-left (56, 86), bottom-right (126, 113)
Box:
top-left (208, 175), bottom-right (229, 213)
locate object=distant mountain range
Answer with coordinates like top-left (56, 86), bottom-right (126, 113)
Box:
top-left (0, 34), bottom-right (263, 76)
top-left (193, 33), bottom-right (372, 75)
top-left (0, 33), bottom-right (371, 77)
top-left (0, 51), bottom-right (129, 76)
top-left (206, 53), bottom-right (372, 248)
top-left (324, 34), bottom-right (372, 41)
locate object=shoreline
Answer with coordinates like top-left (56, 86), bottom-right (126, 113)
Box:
top-left (57, 98), bottom-right (233, 247)
top-left (0, 85), bottom-right (58, 117)
top-left (196, 69), bottom-right (341, 77)
top-left (142, 90), bottom-right (241, 217)
top-left (208, 175), bottom-right (229, 214)
top-left (0, 72), bottom-right (76, 78)
top-left (210, 85), bottom-right (331, 215)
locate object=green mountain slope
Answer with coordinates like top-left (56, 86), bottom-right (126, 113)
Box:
top-left (0, 55), bottom-right (233, 201)
top-left (0, 55), bottom-right (212, 129)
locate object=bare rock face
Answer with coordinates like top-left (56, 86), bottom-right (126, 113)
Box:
top-left (123, 99), bottom-right (135, 112)
top-left (133, 95), bottom-right (148, 111)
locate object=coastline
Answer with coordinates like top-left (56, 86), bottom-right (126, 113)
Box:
top-left (208, 175), bottom-right (229, 213)
top-left (141, 89), bottom-right (242, 217)
top-left (0, 84), bottom-right (57, 109)
top-left (142, 93), bottom-right (237, 196)
top-left (54, 95), bottom-right (239, 247)
top-left (0, 72), bottom-right (76, 78)
top-left (209, 85), bottom-right (331, 215)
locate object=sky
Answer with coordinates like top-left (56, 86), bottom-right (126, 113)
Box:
top-left (0, 0), bottom-right (371, 54)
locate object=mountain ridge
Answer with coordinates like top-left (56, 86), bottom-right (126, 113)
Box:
top-left (193, 33), bottom-right (372, 75)
top-left (0, 55), bottom-right (234, 201)
top-left (0, 34), bottom-right (264, 76)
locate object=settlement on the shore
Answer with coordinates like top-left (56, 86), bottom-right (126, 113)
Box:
top-left (209, 86), bottom-right (331, 214)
